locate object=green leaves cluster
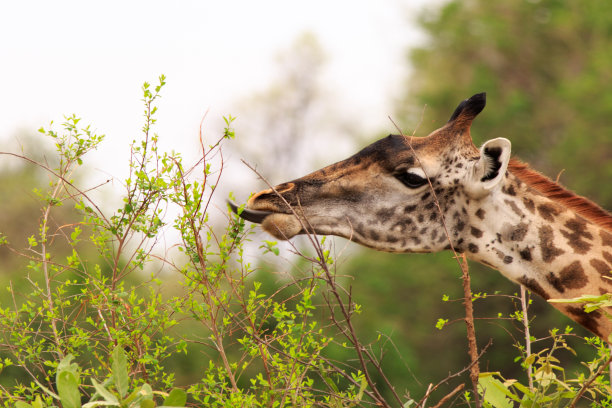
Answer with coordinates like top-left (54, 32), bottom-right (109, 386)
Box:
top-left (479, 333), bottom-right (612, 408)
top-left (15, 347), bottom-right (186, 408)
top-left (0, 76), bottom-right (369, 407)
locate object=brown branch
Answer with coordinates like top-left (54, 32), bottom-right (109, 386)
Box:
top-left (520, 285), bottom-right (534, 391)
top-left (568, 349), bottom-right (612, 407)
top-left (431, 383), bottom-right (465, 408)
top-left (416, 340), bottom-right (491, 408)
top-left (459, 253), bottom-right (481, 407)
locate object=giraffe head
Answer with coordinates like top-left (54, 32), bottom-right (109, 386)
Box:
top-left (233, 93), bottom-right (511, 253)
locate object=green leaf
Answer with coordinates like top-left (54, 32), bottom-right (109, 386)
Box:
top-left (91, 378), bottom-right (119, 405)
top-left (31, 396), bottom-right (43, 408)
top-left (112, 345), bottom-right (129, 398)
top-left (56, 354), bottom-right (80, 408)
top-left (162, 388), bottom-right (187, 406)
top-left (83, 402), bottom-right (120, 408)
top-left (478, 374), bottom-right (514, 408)
top-left (140, 400), bottom-right (155, 408)
top-left (15, 402), bottom-right (33, 408)
top-left (57, 371), bottom-right (81, 408)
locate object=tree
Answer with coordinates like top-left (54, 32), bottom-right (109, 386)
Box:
top-left (397, 0), bottom-right (612, 206)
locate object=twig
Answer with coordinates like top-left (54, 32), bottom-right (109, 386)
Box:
top-left (416, 340), bottom-right (491, 408)
top-left (459, 253), bottom-right (481, 407)
top-left (609, 344), bottom-right (612, 397)
top-left (421, 383), bottom-right (433, 408)
top-left (568, 349), bottom-right (612, 407)
top-left (520, 285), bottom-right (534, 390)
top-left (431, 383), bottom-right (465, 408)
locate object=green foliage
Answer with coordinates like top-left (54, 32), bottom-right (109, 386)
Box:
top-left (400, 0), bottom-right (612, 207)
top-left (479, 334), bottom-right (612, 407)
top-left (11, 347), bottom-right (187, 408)
top-left (0, 77), bottom-right (372, 407)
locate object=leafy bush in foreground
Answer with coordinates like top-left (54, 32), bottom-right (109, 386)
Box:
top-left (0, 76), bottom-right (370, 407)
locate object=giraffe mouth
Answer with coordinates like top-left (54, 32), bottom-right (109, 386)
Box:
top-left (227, 200), bottom-right (275, 224)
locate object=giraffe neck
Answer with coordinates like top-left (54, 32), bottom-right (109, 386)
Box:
top-left (463, 170), bottom-right (612, 339)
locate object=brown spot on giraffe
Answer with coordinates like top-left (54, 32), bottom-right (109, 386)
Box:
top-left (518, 276), bottom-right (550, 300)
top-left (560, 216), bottom-right (593, 254)
top-left (522, 197), bottom-right (535, 214)
top-left (565, 306), bottom-right (603, 338)
top-left (601, 230), bottom-right (612, 247)
top-left (537, 203), bottom-right (561, 222)
top-left (504, 199), bottom-right (524, 217)
top-left (546, 261), bottom-right (587, 293)
top-left (508, 222), bottom-right (529, 241)
top-left (404, 205), bottom-right (417, 213)
top-left (519, 247), bottom-right (532, 261)
top-left (590, 259), bottom-right (612, 278)
top-left (470, 227), bottom-right (483, 238)
top-left (502, 184), bottom-right (517, 196)
top-left (538, 225), bottom-right (565, 263)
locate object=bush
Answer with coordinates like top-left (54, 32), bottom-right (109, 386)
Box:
top-left (0, 76), bottom-right (372, 407)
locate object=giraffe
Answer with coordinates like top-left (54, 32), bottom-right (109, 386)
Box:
top-left (230, 93), bottom-right (612, 340)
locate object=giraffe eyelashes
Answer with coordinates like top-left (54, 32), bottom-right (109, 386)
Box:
top-left (394, 169), bottom-right (428, 189)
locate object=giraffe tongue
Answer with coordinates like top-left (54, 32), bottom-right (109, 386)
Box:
top-left (227, 200), bottom-right (274, 224)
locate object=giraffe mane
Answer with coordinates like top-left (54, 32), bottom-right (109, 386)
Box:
top-left (508, 158), bottom-right (612, 231)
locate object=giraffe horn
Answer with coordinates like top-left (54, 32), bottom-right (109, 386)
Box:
top-left (447, 92), bottom-right (486, 128)
top-left (227, 200), bottom-right (273, 224)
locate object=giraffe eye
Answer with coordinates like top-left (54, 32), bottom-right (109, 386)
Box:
top-left (395, 171), bottom-right (427, 189)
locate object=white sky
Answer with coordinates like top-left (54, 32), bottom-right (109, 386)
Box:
top-left (1, 0), bottom-right (430, 152)
top-left (0, 0), bottom-right (435, 262)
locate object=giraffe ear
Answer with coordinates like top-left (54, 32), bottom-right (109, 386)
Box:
top-left (464, 138), bottom-right (511, 198)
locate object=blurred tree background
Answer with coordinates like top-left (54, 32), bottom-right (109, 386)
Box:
top-left (337, 0), bottom-right (612, 401)
top-left (2, 0), bottom-right (612, 405)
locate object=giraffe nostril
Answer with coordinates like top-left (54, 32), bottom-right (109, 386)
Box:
top-left (250, 188), bottom-right (274, 202)
top-left (274, 183), bottom-right (295, 194)
top-left (247, 183), bottom-right (297, 213)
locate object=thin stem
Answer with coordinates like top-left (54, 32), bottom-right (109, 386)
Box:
top-left (431, 383), bottom-right (465, 408)
top-left (459, 253), bottom-right (481, 408)
top-left (520, 285), bottom-right (534, 391)
top-left (40, 166), bottom-right (76, 358)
